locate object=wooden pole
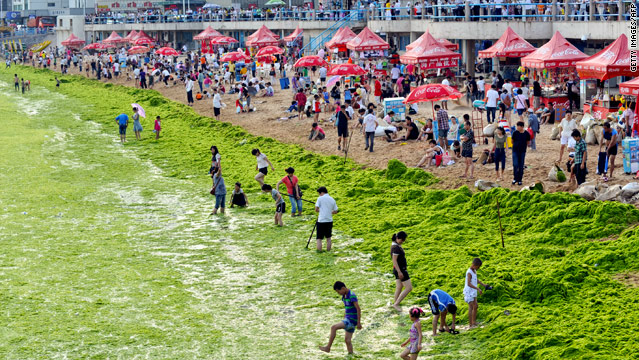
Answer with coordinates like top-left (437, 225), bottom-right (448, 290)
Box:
top-left (497, 198), bottom-right (505, 248)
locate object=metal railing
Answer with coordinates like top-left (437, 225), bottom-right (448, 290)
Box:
top-left (0, 28), bottom-right (54, 39)
top-left (301, 10), bottom-right (359, 55)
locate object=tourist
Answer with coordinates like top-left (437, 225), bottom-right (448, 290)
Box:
top-left (315, 186), bottom-right (338, 251)
top-left (464, 258), bottom-right (489, 329)
top-left (14, 74), bottom-right (19, 91)
top-left (277, 167), bottom-right (303, 217)
top-left (441, 76), bottom-right (451, 110)
top-left (428, 289), bottom-right (458, 336)
top-left (229, 182), bottom-right (248, 208)
top-left (494, 127), bottom-right (507, 181)
top-left (185, 75), bottom-right (195, 106)
top-left (212, 87), bottom-right (223, 121)
top-left (313, 94), bottom-right (321, 123)
top-left (623, 102), bottom-right (635, 137)
top-left (115, 113), bottom-right (129, 143)
top-left (533, 80), bottom-right (542, 110)
top-left (512, 121), bottom-right (531, 185)
top-left (336, 105), bottom-right (350, 151)
top-left (373, 76), bottom-right (382, 105)
top-left (154, 116), bottom-right (161, 140)
top-left (210, 167), bottom-right (226, 215)
top-left (209, 145), bottom-right (221, 189)
top-left (261, 184), bottom-right (285, 227)
top-left (319, 281), bottom-right (361, 354)
top-left (514, 88), bottom-right (527, 122)
top-left (435, 104), bottom-right (449, 151)
top-left (295, 88), bottom-right (307, 121)
top-left (399, 307), bottom-right (424, 359)
top-left (55, 76), bottom-right (60, 88)
top-left (558, 110), bottom-right (577, 163)
top-left (363, 108), bottom-right (377, 152)
top-left (252, 148), bottom-right (275, 187)
top-left (390, 117), bottom-right (420, 142)
top-left (418, 119), bottom-right (434, 141)
top-left (527, 108), bottom-right (539, 151)
top-left (460, 120), bottom-right (475, 179)
top-left (600, 122), bottom-right (618, 181)
top-left (391, 231), bottom-right (413, 312)
top-left (500, 89), bottom-right (513, 123)
top-left (484, 84), bottom-right (500, 124)
top-left (309, 122), bottom-right (325, 140)
top-left (540, 102), bottom-right (555, 125)
top-left (572, 129), bottom-right (588, 185)
top-left (415, 140), bottom-right (444, 168)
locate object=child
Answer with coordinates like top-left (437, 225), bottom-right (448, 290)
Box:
top-left (451, 140), bottom-right (461, 159)
top-left (323, 86), bottom-right (331, 112)
top-left (463, 258), bottom-right (490, 329)
top-left (309, 122), bottom-right (326, 141)
top-left (400, 307), bottom-right (424, 360)
top-left (285, 101), bottom-right (298, 113)
top-left (428, 289), bottom-right (458, 336)
top-left (261, 184), bottom-right (284, 226)
top-left (154, 116), bottom-right (161, 140)
top-left (319, 281), bottom-right (362, 354)
top-left (229, 182), bottom-right (248, 208)
top-left (252, 148), bottom-right (274, 187)
top-left (313, 94), bottom-right (321, 123)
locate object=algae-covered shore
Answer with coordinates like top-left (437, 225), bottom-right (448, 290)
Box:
top-left (2, 66), bottom-right (639, 359)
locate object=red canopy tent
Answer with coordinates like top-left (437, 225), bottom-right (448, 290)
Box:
top-left (283, 26), bottom-right (303, 42)
top-left (325, 27), bottom-right (358, 55)
top-left (576, 34), bottom-right (639, 81)
top-left (620, 77), bottom-right (639, 96)
top-left (521, 32), bottom-right (587, 69)
top-left (194, 26), bottom-right (223, 41)
top-left (400, 31), bottom-right (461, 69)
top-left (478, 27), bottom-right (536, 58)
top-left (103, 31), bottom-right (126, 45)
top-left (246, 26), bottom-right (279, 48)
top-left (346, 27), bottom-right (389, 51)
top-left (61, 34), bottom-right (85, 48)
top-left (406, 33), bottom-right (458, 52)
top-left (122, 30), bottom-right (138, 43)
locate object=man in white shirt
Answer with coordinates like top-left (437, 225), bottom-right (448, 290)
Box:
top-left (185, 76), bottom-right (195, 106)
top-left (319, 66), bottom-right (327, 83)
top-left (484, 85), bottom-right (500, 124)
top-left (363, 108), bottom-right (377, 152)
top-left (314, 186), bottom-right (338, 251)
top-left (162, 68), bottom-right (170, 86)
top-left (502, 79), bottom-right (514, 95)
top-left (212, 87), bottom-right (222, 120)
top-left (441, 76), bottom-right (451, 110)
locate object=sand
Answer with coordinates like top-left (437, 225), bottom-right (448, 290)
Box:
top-left (47, 63), bottom-right (638, 193)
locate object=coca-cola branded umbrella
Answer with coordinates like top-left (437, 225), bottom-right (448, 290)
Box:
top-left (327, 63), bottom-right (367, 76)
top-left (220, 51), bottom-right (250, 62)
top-left (210, 36), bottom-right (239, 45)
top-left (294, 55), bottom-right (327, 68)
top-left (128, 46), bottom-right (150, 55)
top-left (155, 47), bottom-right (180, 56)
top-left (256, 46), bottom-right (284, 57)
top-left (134, 36), bottom-right (155, 46)
top-left (82, 42), bottom-right (110, 51)
top-left (404, 84), bottom-right (463, 117)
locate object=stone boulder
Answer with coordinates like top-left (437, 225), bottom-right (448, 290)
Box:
top-left (620, 183), bottom-right (639, 199)
top-left (595, 184), bottom-right (623, 202)
top-left (475, 179), bottom-right (500, 192)
top-left (574, 184), bottom-right (598, 201)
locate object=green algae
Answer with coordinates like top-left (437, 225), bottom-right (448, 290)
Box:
top-left (4, 66), bottom-right (639, 359)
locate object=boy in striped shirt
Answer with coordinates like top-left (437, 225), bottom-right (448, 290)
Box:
top-left (319, 281), bottom-right (362, 354)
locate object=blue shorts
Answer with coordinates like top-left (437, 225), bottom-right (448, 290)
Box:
top-left (438, 129), bottom-right (448, 138)
top-left (516, 108), bottom-right (525, 116)
top-left (215, 194), bottom-right (226, 209)
top-left (342, 318), bottom-right (357, 333)
top-left (119, 124), bottom-right (127, 135)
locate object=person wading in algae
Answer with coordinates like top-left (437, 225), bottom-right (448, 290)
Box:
top-left (391, 231), bottom-right (413, 312)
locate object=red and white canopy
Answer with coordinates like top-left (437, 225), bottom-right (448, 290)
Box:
top-left (210, 36), bottom-right (239, 45)
top-left (193, 26), bottom-right (223, 40)
top-left (103, 31), bottom-right (126, 45)
top-left (620, 77), bottom-right (639, 96)
top-left (327, 63), bottom-right (367, 76)
top-left (406, 33), bottom-right (458, 52)
top-left (346, 27), bottom-right (389, 51)
top-left (400, 31), bottom-right (461, 69)
top-left (576, 34), bottom-right (639, 81)
top-left (82, 42), bottom-right (111, 51)
top-left (122, 30), bottom-right (138, 43)
top-left (155, 47), bottom-right (180, 56)
top-left (127, 46), bottom-right (150, 55)
top-left (256, 46), bottom-right (284, 57)
top-left (325, 27), bottom-right (358, 50)
top-left (220, 51), bottom-right (250, 62)
top-left (283, 26), bottom-right (303, 42)
top-left (61, 34), bottom-right (85, 48)
top-left (246, 26), bottom-right (279, 48)
top-left (294, 55), bottom-right (327, 68)
top-left (404, 84), bottom-right (463, 104)
top-left (478, 27), bottom-right (536, 58)
top-left (521, 32), bottom-right (587, 69)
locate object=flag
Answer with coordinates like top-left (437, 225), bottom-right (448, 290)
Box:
top-left (18, 39), bottom-right (23, 51)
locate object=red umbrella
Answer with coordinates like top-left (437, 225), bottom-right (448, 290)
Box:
top-left (134, 36), bottom-right (155, 46)
top-left (61, 34), bottom-right (85, 48)
top-left (220, 51), bottom-right (250, 62)
top-left (327, 63), bottom-right (367, 76)
top-left (373, 69), bottom-right (388, 76)
top-left (128, 46), bottom-right (150, 55)
top-left (404, 84), bottom-right (463, 104)
top-left (155, 47), bottom-right (180, 56)
top-left (210, 36), bottom-right (238, 45)
top-left (82, 42), bottom-right (110, 51)
top-left (256, 45), bottom-right (283, 57)
top-left (294, 55), bottom-right (327, 68)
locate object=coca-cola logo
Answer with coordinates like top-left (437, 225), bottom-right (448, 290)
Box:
top-left (615, 57), bottom-right (630, 65)
top-left (494, 41), bottom-right (504, 50)
top-left (558, 61), bottom-right (570, 66)
top-left (424, 47), bottom-right (447, 55)
top-left (600, 50), bottom-right (615, 61)
top-left (503, 42), bottom-right (529, 52)
top-left (537, 47), bottom-right (550, 55)
top-left (551, 48), bottom-right (581, 58)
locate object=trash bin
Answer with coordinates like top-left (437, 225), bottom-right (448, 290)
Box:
top-left (280, 77), bottom-right (290, 90)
